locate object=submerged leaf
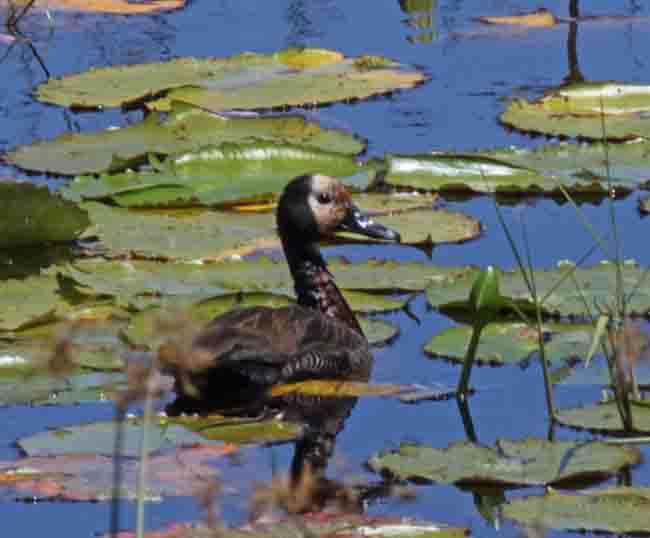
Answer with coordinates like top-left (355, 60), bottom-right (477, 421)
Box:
top-left (368, 439), bottom-right (639, 487)
top-left (37, 48), bottom-right (424, 110)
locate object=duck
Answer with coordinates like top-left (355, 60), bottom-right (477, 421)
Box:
top-left (165, 173), bottom-right (401, 403)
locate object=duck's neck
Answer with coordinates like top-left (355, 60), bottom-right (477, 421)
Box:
top-left (283, 240), bottom-right (363, 335)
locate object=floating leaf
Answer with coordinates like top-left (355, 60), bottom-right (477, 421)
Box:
top-left (8, 104), bottom-right (363, 176)
top-left (477, 9), bottom-right (557, 27)
top-left (382, 152), bottom-right (638, 195)
top-left (62, 142), bottom-right (366, 207)
top-left (82, 202), bottom-right (277, 261)
top-left (6, 0), bottom-right (186, 14)
top-left (0, 444), bottom-right (235, 502)
top-left (556, 400), bottom-right (650, 433)
top-left (503, 488), bottom-right (650, 534)
top-left (426, 261), bottom-right (650, 318)
top-left (0, 180), bottom-right (89, 248)
top-left (339, 208), bottom-right (481, 245)
top-left (60, 257), bottom-right (472, 302)
top-left (113, 514), bottom-right (467, 538)
top-left (367, 439), bottom-right (639, 487)
top-left (483, 138), bottom-right (650, 190)
top-left (18, 414), bottom-right (299, 458)
top-left (424, 322), bottom-right (594, 366)
top-left (269, 380), bottom-right (414, 398)
top-left (501, 82), bottom-right (650, 139)
top-left (0, 274), bottom-right (73, 332)
top-left (37, 48), bottom-right (425, 110)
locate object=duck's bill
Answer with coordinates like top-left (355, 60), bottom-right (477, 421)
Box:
top-left (338, 205), bottom-right (401, 242)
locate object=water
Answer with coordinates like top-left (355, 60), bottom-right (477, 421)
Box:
top-left (1, 1), bottom-right (650, 536)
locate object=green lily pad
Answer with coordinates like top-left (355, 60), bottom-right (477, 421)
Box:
top-left (82, 202), bottom-right (278, 261)
top-left (383, 152), bottom-right (638, 195)
top-left (339, 208), bottom-right (481, 246)
top-left (0, 180), bottom-right (89, 248)
top-left (0, 444), bottom-right (236, 502)
top-left (383, 153), bottom-right (551, 194)
top-left (367, 439), bottom-right (640, 487)
top-left (426, 261), bottom-right (650, 318)
top-left (360, 318), bottom-right (400, 346)
top-left (37, 48), bottom-right (425, 111)
top-left (59, 257), bottom-right (473, 301)
top-left (556, 400), bottom-right (650, 433)
top-left (483, 138), bottom-right (650, 190)
top-left (114, 515), bottom-right (467, 538)
top-left (61, 142), bottom-right (366, 208)
top-left (503, 488), bottom-right (650, 534)
top-left (424, 322), bottom-right (594, 366)
top-left (0, 274), bottom-right (74, 332)
top-left (7, 103), bottom-right (363, 176)
top-left (500, 82), bottom-right (650, 140)
top-left (0, 370), bottom-right (126, 407)
top-left (18, 414), bottom-right (300, 458)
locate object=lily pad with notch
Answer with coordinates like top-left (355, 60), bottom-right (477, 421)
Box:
top-left (367, 438), bottom-right (640, 487)
top-left (37, 48), bottom-right (425, 111)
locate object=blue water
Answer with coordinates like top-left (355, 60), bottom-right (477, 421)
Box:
top-left (1, 1), bottom-right (650, 537)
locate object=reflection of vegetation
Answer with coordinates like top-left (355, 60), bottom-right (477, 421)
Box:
top-left (398, 0), bottom-right (437, 44)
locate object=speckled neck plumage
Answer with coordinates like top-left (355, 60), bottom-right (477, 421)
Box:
top-left (284, 242), bottom-right (363, 336)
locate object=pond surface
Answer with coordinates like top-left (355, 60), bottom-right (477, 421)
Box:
top-left (2, 1), bottom-right (650, 537)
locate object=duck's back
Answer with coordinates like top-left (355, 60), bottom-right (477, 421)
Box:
top-left (173, 305), bottom-right (371, 401)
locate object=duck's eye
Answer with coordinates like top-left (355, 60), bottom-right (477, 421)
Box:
top-left (317, 192), bottom-right (333, 205)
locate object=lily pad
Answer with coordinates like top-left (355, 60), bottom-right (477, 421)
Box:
top-left (383, 153), bottom-right (551, 194)
top-left (426, 261), bottom-right (650, 318)
top-left (0, 373), bottom-right (126, 407)
top-left (82, 202), bottom-right (278, 261)
top-left (424, 322), bottom-right (594, 366)
top-left (367, 439), bottom-right (640, 487)
top-left (0, 180), bottom-right (89, 248)
top-left (8, 103), bottom-right (363, 176)
top-left (0, 444), bottom-right (235, 502)
top-left (556, 400), bottom-right (650, 433)
top-left (18, 414), bottom-right (300, 458)
top-left (0, 273), bottom-right (74, 332)
top-left (383, 152), bottom-right (637, 195)
top-left (339, 207), bottom-right (481, 246)
top-left (483, 138), bottom-right (650, 190)
top-left (114, 515), bottom-right (467, 538)
top-left (61, 142), bottom-right (366, 208)
top-left (500, 82), bottom-right (650, 140)
top-left (503, 488), bottom-right (650, 534)
top-left (22, 0), bottom-right (186, 14)
top-left (37, 48), bottom-right (425, 111)
top-left (59, 257), bottom-right (474, 301)
top-left (269, 380), bottom-right (414, 398)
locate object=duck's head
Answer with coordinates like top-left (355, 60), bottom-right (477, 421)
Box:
top-left (277, 174), bottom-right (401, 245)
